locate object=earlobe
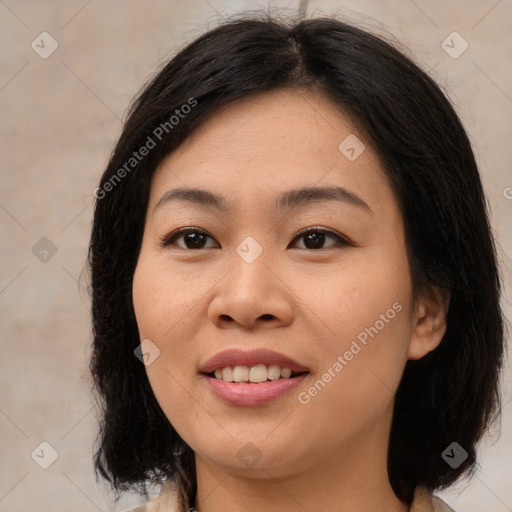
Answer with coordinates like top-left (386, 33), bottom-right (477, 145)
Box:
top-left (408, 288), bottom-right (450, 360)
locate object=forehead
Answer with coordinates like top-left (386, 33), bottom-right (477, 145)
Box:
top-left (148, 88), bottom-right (396, 216)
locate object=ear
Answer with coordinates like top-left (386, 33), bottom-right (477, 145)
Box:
top-left (408, 287), bottom-right (450, 360)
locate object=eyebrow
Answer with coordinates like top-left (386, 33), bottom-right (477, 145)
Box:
top-left (153, 185), bottom-right (372, 214)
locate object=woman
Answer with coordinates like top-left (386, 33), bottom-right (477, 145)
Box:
top-left (88, 13), bottom-right (505, 512)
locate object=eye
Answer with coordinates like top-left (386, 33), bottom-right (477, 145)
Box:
top-left (160, 227), bottom-right (218, 250)
top-left (161, 226), bottom-right (352, 251)
top-left (289, 226), bottom-right (352, 250)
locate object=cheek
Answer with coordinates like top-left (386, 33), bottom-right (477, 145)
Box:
top-left (132, 257), bottom-right (207, 341)
top-left (308, 248), bottom-right (410, 342)
top-left (132, 257), bottom-right (211, 414)
top-left (300, 253), bottom-right (412, 411)
top-left (295, 305), bottom-right (411, 450)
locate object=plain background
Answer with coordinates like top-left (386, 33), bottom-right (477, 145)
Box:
top-left (0, 1), bottom-right (511, 510)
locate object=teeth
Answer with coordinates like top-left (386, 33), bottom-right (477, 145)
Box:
top-left (211, 364), bottom-right (302, 383)
top-left (214, 367), bottom-right (235, 381)
top-left (249, 364), bottom-right (267, 383)
top-left (280, 368), bottom-right (292, 378)
top-left (233, 365), bottom-right (249, 382)
top-left (267, 365), bottom-right (281, 380)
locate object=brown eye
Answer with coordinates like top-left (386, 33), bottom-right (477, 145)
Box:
top-left (290, 227), bottom-right (351, 250)
top-left (160, 227), bottom-right (218, 249)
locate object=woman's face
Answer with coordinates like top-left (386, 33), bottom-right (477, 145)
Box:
top-left (132, 88), bottom-right (435, 478)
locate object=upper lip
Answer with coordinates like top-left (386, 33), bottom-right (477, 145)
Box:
top-left (199, 348), bottom-right (310, 374)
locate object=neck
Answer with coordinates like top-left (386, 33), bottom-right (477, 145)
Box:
top-left (192, 405), bottom-right (409, 512)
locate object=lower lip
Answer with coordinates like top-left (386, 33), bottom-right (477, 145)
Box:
top-left (202, 373), bottom-right (309, 406)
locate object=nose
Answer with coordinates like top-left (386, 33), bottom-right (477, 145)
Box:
top-left (207, 250), bottom-right (294, 330)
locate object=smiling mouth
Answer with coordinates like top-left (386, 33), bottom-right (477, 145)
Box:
top-left (206, 364), bottom-right (310, 383)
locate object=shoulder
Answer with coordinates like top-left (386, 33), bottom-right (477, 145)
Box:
top-left (124, 480), bottom-right (180, 512)
top-left (411, 485), bottom-right (457, 512)
top-left (125, 481), bottom-right (456, 512)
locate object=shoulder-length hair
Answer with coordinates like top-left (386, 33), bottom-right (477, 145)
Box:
top-left (88, 12), bottom-right (505, 508)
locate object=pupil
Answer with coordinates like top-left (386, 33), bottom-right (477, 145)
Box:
top-left (305, 232), bottom-right (324, 249)
top-left (186, 233), bottom-right (206, 248)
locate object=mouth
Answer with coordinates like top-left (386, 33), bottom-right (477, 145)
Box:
top-left (199, 348), bottom-right (310, 406)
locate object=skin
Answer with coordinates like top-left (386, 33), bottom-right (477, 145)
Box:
top-left (132, 87), bottom-right (448, 512)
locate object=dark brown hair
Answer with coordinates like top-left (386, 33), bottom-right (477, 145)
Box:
top-left (88, 12), bottom-right (506, 509)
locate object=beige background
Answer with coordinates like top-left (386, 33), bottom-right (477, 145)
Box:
top-left (0, 1), bottom-right (511, 510)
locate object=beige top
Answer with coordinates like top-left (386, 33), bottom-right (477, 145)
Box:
top-left (128, 480), bottom-right (456, 512)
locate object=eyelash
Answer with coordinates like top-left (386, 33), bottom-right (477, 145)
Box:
top-left (159, 226), bottom-right (352, 250)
